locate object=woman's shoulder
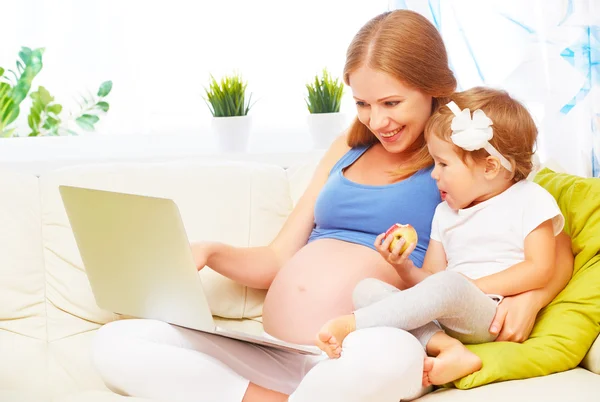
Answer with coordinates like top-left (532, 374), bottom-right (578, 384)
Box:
top-left (324, 136), bottom-right (369, 175)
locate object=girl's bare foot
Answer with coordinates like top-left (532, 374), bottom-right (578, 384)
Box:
top-left (316, 314), bottom-right (356, 358)
top-left (422, 343), bottom-right (482, 386)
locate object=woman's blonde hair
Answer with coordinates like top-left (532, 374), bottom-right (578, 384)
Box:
top-left (344, 10), bottom-right (456, 178)
top-left (425, 87), bottom-right (537, 182)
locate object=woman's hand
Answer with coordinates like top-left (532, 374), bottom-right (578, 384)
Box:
top-left (489, 291), bottom-right (541, 342)
top-left (374, 232), bottom-right (417, 275)
top-left (190, 241), bottom-right (217, 271)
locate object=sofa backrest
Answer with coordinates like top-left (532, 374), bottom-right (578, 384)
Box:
top-left (0, 159), bottom-right (318, 397)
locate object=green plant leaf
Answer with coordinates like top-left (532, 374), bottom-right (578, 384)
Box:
top-left (0, 128), bottom-right (16, 138)
top-left (75, 114), bottom-right (100, 131)
top-left (305, 68), bottom-right (344, 114)
top-left (48, 104), bottom-right (62, 115)
top-left (203, 73), bottom-right (253, 117)
top-left (97, 80), bottom-right (113, 97)
top-left (0, 67), bottom-right (4, 77)
top-left (27, 85), bottom-right (62, 136)
top-left (11, 47), bottom-right (44, 105)
top-left (96, 101), bottom-right (109, 112)
top-left (0, 82), bottom-right (19, 126)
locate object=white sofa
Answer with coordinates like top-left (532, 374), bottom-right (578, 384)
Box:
top-left (1, 156), bottom-right (600, 402)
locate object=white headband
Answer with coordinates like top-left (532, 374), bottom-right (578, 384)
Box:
top-left (446, 101), bottom-right (513, 172)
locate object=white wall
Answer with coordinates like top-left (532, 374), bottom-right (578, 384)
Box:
top-left (2, 0), bottom-right (387, 141)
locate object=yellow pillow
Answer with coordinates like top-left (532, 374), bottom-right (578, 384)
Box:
top-left (452, 168), bottom-right (600, 389)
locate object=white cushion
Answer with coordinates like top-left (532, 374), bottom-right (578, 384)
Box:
top-left (49, 331), bottom-right (110, 397)
top-left (286, 157), bottom-right (320, 206)
top-left (416, 368), bottom-right (600, 401)
top-left (0, 169), bottom-right (47, 393)
top-left (54, 390), bottom-right (155, 402)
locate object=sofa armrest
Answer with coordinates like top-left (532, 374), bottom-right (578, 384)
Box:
top-left (581, 333), bottom-right (600, 374)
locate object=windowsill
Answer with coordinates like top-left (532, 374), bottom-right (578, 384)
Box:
top-left (0, 131), bottom-right (328, 176)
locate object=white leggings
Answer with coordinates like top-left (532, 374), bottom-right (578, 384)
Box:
top-left (92, 319), bottom-right (428, 402)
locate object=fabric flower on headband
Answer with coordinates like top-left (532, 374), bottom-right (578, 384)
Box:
top-left (446, 101), bottom-right (513, 172)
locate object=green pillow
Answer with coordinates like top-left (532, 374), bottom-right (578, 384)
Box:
top-left (452, 168), bottom-right (600, 389)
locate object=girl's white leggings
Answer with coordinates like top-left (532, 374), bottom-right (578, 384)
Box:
top-left (92, 319), bottom-right (428, 402)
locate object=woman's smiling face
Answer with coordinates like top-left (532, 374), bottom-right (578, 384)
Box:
top-left (348, 66), bottom-right (433, 154)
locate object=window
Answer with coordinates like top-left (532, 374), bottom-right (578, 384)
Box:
top-left (4, 0), bottom-right (388, 152)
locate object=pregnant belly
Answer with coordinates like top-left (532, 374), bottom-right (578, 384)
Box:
top-left (262, 239), bottom-right (402, 345)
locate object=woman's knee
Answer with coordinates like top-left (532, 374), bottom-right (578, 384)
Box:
top-left (294, 328), bottom-right (424, 402)
top-left (344, 327), bottom-right (424, 374)
top-left (344, 328), bottom-right (425, 400)
top-left (92, 319), bottom-right (170, 381)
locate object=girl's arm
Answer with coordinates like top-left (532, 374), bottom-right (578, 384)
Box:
top-left (475, 219), bottom-right (556, 296)
top-left (191, 135), bottom-right (351, 289)
top-left (375, 235), bottom-right (447, 288)
top-left (489, 231), bottom-right (573, 341)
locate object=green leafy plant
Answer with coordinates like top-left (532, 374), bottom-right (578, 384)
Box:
top-left (0, 46), bottom-right (112, 137)
top-left (305, 68), bottom-right (344, 114)
top-left (0, 47), bottom-right (43, 137)
top-left (204, 73), bottom-right (254, 117)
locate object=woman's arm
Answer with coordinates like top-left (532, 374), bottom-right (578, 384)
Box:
top-left (191, 135), bottom-right (351, 289)
top-left (475, 220), bottom-right (556, 296)
top-left (489, 231), bottom-right (573, 341)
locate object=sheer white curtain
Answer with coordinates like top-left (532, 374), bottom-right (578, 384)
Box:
top-left (392, 0), bottom-right (600, 177)
top-left (1, 0), bottom-right (388, 150)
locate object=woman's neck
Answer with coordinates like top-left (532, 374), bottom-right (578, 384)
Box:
top-left (370, 141), bottom-right (422, 166)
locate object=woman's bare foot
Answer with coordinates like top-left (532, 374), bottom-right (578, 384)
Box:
top-left (422, 343), bottom-right (482, 386)
top-left (316, 314), bottom-right (356, 358)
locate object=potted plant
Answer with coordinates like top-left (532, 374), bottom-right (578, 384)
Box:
top-left (305, 68), bottom-right (346, 149)
top-left (204, 73), bottom-right (254, 152)
top-left (1, 47), bottom-right (112, 137)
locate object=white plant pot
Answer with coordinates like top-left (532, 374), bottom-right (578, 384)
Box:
top-left (211, 115), bottom-right (252, 152)
top-left (307, 112), bottom-right (347, 150)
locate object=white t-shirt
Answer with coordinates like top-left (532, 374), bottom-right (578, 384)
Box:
top-left (430, 180), bottom-right (565, 280)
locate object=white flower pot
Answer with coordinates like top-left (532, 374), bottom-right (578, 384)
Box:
top-left (211, 115), bottom-right (252, 152)
top-left (307, 112), bottom-right (347, 150)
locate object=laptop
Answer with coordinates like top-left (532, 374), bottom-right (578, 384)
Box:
top-left (59, 185), bottom-right (321, 356)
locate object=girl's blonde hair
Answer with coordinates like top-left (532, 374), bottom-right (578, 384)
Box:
top-left (425, 87), bottom-right (537, 182)
top-left (344, 10), bottom-right (457, 179)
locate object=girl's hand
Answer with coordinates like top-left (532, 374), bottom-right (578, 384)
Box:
top-left (489, 291), bottom-right (540, 342)
top-left (374, 232), bottom-right (417, 274)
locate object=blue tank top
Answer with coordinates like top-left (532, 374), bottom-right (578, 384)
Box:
top-left (308, 145), bottom-right (441, 267)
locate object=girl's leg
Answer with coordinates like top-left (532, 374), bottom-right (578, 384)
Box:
top-left (353, 277), bottom-right (443, 348)
top-left (92, 319), bottom-right (317, 402)
top-left (354, 271), bottom-right (498, 343)
top-left (291, 327), bottom-right (428, 402)
top-left (422, 331), bottom-right (482, 386)
top-left (351, 274), bottom-right (498, 386)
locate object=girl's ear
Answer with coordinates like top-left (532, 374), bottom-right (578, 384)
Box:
top-left (484, 156), bottom-right (502, 178)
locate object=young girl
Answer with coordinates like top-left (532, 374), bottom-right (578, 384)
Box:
top-left (316, 87), bottom-right (565, 387)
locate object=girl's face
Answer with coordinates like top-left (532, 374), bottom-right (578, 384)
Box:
top-left (348, 66), bottom-right (433, 154)
top-left (427, 135), bottom-right (486, 210)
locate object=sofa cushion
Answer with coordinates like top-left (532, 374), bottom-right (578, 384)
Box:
top-left (54, 390), bottom-right (155, 402)
top-left (0, 169), bottom-right (47, 393)
top-left (453, 168), bottom-right (600, 388)
top-left (421, 368), bottom-right (600, 401)
top-left (39, 160), bottom-right (292, 342)
top-left (582, 333), bottom-right (600, 374)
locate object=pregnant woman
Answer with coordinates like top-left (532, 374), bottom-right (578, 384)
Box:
top-left (91, 10), bottom-right (574, 402)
